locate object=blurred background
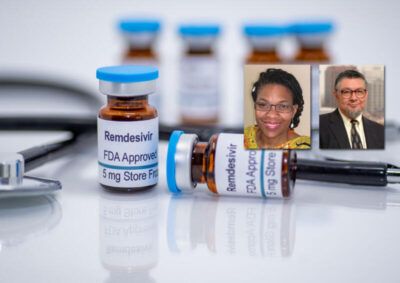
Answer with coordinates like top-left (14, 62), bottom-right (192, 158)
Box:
top-left (0, 0), bottom-right (398, 127)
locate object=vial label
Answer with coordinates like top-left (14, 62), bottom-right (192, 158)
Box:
top-left (98, 117), bottom-right (158, 188)
top-left (214, 134), bottom-right (283, 198)
top-left (179, 56), bottom-right (219, 119)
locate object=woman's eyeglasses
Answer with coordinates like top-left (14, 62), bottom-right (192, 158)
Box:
top-left (254, 102), bottom-right (293, 113)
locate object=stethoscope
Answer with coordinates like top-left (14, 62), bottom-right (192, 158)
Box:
top-left (1, 76), bottom-right (399, 197)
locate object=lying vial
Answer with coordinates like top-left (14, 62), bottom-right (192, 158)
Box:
top-left (167, 131), bottom-right (296, 198)
top-left (97, 65), bottom-right (159, 192)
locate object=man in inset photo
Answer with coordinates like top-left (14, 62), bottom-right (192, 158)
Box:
top-left (319, 67), bottom-right (384, 149)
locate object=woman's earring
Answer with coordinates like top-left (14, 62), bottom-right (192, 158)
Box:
top-left (289, 119), bottom-right (294, 129)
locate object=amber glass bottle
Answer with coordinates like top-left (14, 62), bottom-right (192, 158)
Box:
top-left (243, 24), bottom-right (286, 63)
top-left (167, 131), bottom-right (295, 198)
top-left (97, 65), bottom-right (159, 192)
top-left (178, 24), bottom-right (221, 126)
top-left (99, 96), bottom-right (156, 122)
top-left (119, 19), bottom-right (160, 63)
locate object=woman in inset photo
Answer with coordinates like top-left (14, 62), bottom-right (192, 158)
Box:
top-left (244, 68), bottom-right (311, 149)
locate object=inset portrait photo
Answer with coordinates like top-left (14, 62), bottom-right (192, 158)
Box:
top-left (319, 65), bottom-right (385, 149)
top-left (244, 64), bottom-right (311, 149)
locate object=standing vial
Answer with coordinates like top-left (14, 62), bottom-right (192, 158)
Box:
top-left (291, 21), bottom-right (334, 129)
top-left (118, 18), bottom-right (162, 112)
top-left (167, 131), bottom-right (296, 198)
top-left (178, 24), bottom-right (221, 125)
top-left (243, 24), bottom-right (286, 63)
top-left (97, 65), bottom-right (159, 192)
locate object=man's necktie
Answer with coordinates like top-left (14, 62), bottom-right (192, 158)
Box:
top-left (351, 120), bottom-right (363, 149)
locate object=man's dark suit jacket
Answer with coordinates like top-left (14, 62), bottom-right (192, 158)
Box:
top-left (319, 109), bottom-right (384, 149)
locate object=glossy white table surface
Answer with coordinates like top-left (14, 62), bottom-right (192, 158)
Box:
top-left (1, 132), bottom-right (400, 283)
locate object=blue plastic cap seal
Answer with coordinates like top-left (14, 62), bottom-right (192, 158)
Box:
top-left (243, 24), bottom-right (287, 36)
top-left (166, 131), bottom-right (185, 194)
top-left (179, 24), bottom-right (221, 37)
top-left (96, 65), bottom-right (158, 83)
top-left (289, 21), bottom-right (334, 34)
top-left (119, 19), bottom-right (161, 33)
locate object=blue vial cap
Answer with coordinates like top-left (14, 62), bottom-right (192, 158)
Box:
top-left (289, 21), bottom-right (334, 34)
top-left (166, 130), bottom-right (185, 194)
top-left (96, 65), bottom-right (158, 83)
top-left (179, 24), bottom-right (221, 37)
top-left (243, 24), bottom-right (287, 36)
top-left (119, 19), bottom-right (161, 33)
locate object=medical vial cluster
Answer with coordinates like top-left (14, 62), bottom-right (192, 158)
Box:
top-left (95, 19), bottom-right (333, 194)
top-left (243, 22), bottom-right (333, 64)
top-left (97, 65), bottom-right (159, 192)
top-left (167, 131), bottom-right (296, 198)
top-left (116, 19), bottom-right (333, 127)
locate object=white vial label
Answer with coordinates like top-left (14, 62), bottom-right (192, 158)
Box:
top-left (214, 134), bottom-right (283, 198)
top-left (98, 117), bottom-right (158, 188)
top-left (179, 55), bottom-right (219, 119)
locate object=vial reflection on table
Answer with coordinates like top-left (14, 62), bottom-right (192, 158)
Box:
top-left (99, 190), bottom-right (158, 277)
top-left (167, 195), bottom-right (296, 257)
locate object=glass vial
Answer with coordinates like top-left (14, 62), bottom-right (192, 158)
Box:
top-left (291, 21), bottom-right (334, 129)
top-left (166, 131), bottom-right (296, 198)
top-left (97, 65), bottom-right (159, 192)
top-left (178, 24), bottom-right (221, 125)
top-left (243, 24), bottom-right (286, 63)
top-left (118, 18), bottom-right (162, 113)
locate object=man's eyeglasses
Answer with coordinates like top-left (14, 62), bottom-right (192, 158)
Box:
top-left (337, 88), bottom-right (367, 98)
top-left (254, 102), bottom-right (293, 113)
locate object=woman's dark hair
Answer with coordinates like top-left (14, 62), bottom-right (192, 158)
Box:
top-left (251, 68), bottom-right (304, 128)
